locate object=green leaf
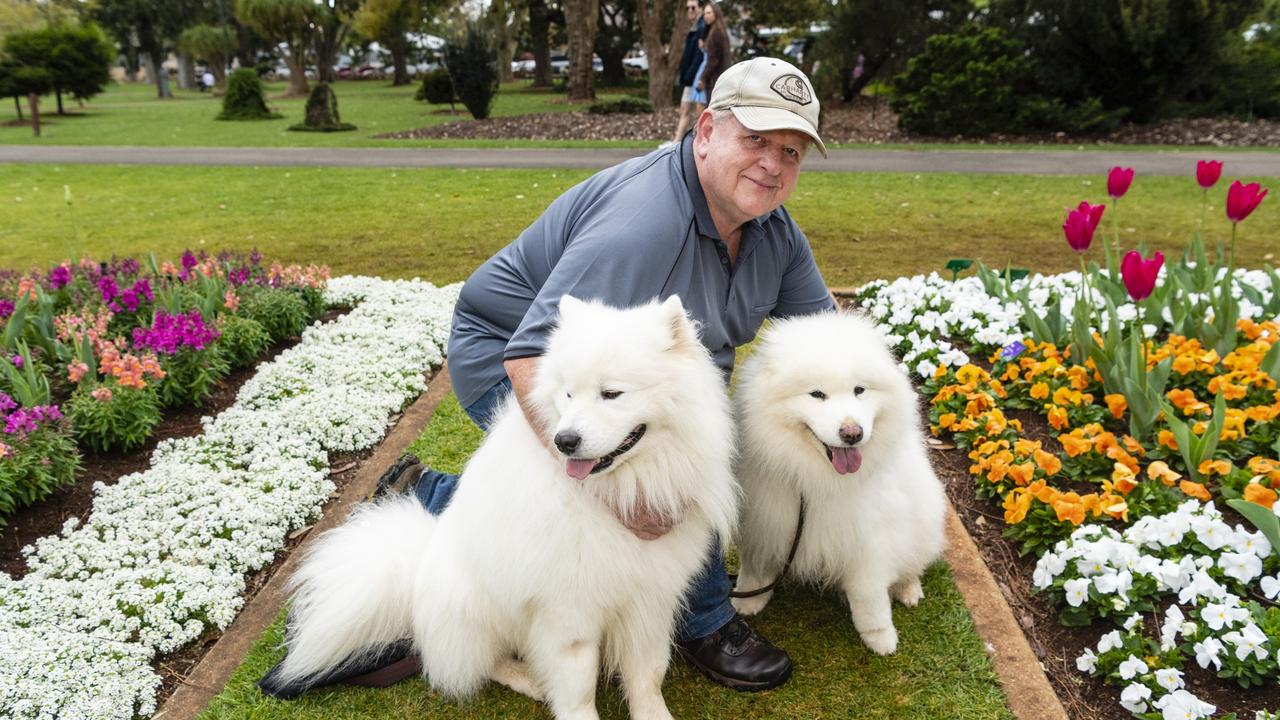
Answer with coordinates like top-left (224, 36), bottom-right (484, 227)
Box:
top-left (1263, 341), bottom-right (1280, 385)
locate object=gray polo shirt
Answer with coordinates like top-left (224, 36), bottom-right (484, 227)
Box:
top-left (448, 134), bottom-right (835, 409)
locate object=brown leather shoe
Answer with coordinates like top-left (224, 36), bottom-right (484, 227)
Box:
top-left (371, 453), bottom-right (424, 500)
top-left (675, 616), bottom-right (793, 691)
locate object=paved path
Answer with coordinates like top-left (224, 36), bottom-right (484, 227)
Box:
top-left (2, 144), bottom-right (1277, 175)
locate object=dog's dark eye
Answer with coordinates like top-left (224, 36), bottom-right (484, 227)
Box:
top-left (854, 386), bottom-right (866, 396)
top-left (601, 390), bottom-right (623, 400)
top-left (809, 390), bottom-right (827, 400)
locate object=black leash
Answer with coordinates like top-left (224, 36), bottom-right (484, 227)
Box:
top-left (729, 498), bottom-right (806, 599)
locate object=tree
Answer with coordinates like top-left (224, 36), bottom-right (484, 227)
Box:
top-left (636, 0), bottom-right (689, 109)
top-left (92, 0), bottom-right (178, 98)
top-left (217, 65), bottom-right (281, 118)
top-left (178, 23), bottom-right (235, 87)
top-left (0, 57), bottom-right (52, 121)
top-left (485, 0), bottom-right (523, 83)
top-left (4, 23), bottom-right (114, 114)
top-left (236, 0), bottom-right (315, 97)
top-left (443, 21), bottom-right (499, 119)
top-left (526, 0), bottom-right (555, 87)
top-left (595, 0), bottom-right (638, 87)
top-left (813, 0), bottom-right (971, 104)
top-left (989, 0), bottom-right (1263, 122)
top-left (353, 0), bottom-right (420, 86)
top-left (563, 0), bottom-right (598, 101)
top-left (312, 0), bottom-right (357, 83)
top-left (288, 81), bottom-right (356, 130)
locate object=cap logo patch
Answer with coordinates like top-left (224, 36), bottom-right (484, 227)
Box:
top-left (770, 74), bottom-right (812, 105)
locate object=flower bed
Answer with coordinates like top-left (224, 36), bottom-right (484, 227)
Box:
top-left (0, 276), bottom-right (459, 719)
top-left (856, 166), bottom-right (1277, 718)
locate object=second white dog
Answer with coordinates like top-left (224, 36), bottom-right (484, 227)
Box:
top-left (730, 311), bottom-right (946, 656)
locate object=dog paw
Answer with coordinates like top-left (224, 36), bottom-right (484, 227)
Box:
top-left (730, 594), bottom-right (769, 616)
top-left (892, 579), bottom-right (924, 608)
top-left (859, 626), bottom-right (898, 656)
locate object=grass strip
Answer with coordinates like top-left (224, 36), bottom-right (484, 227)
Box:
top-left (200, 392), bottom-right (1011, 720)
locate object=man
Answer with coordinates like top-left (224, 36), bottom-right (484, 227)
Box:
top-left (666, 0), bottom-right (705, 146)
top-left (264, 57), bottom-right (833, 700)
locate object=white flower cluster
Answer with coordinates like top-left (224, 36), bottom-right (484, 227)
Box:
top-left (0, 277), bottom-right (460, 720)
top-left (1038, 501), bottom-right (1280, 718)
top-left (854, 267), bottom-right (1278, 378)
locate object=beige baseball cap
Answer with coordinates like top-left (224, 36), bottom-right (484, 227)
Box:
top-left (708, 57), bottom-right (827, 158)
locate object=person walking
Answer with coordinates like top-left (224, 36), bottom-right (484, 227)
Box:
top-left (691, 2), bottom-right (731, 112)
top-left (667, 0), bottom-right (706, 146)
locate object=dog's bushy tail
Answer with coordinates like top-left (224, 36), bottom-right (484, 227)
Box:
top-left (274, 495), bottom-right (435, 686)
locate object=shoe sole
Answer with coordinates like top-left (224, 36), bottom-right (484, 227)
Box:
top-left (675, 647), bottom-right (793, 692)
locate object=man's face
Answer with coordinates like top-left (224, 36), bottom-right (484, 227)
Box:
top-left (686, 0), bottom-right (699, 20)
top-left (694, 111), bottom-right (808, 227)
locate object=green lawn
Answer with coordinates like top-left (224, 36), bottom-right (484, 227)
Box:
top-left (0, 79), bottom-right (642, 148)
top-left (199, 393), bottom-right (1012, 720)
top-left (1, 164), bottom-right (1275, 288)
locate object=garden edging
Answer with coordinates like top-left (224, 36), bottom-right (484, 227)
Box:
top-left (155, 362), bottom-right (454, 720)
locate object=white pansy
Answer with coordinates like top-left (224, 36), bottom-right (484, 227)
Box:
top-left (1233, 527), bottom-right (1273, 558)
top-left (1076, 647), bottom-right (1098, 673)
top-left (1223, 623), bottom-right (1269, 662)
top-left (1097, 629), bottom-right (1124, 653)
top-left (1120, 682), bottom-right (1152, 713)
top-left (1201, 599), bottom-right (1249, 631)
top-left (1064, 577), bottom-right (1090, 607)
top-left (1218, 551), bottom-right (1263, 584)
top-left (1153, 689), bottom-right (1216, 720)
top-left (1123, 613), bottom-right (1143, 632)
top-left (1154, 667), bottom-right (1185, 692)
top-left (1195, 636), bottom-right (1225, 670)
top-left (1262, 575), bottom-right (1280, 600)
top-left (0, 277), bottom-right (460, 719)
top-left (1118, 654), bottom-right (1148, 680)
top-left (1033, 552), bottom-right (1066, 590)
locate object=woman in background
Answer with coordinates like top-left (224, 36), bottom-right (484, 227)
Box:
top-left (690, 1), bottom-right (730, 111)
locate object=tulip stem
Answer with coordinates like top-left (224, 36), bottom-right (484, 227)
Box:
top-left (1079, 255), bottom-right (1091, 310)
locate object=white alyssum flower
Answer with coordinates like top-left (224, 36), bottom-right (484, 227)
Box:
top-left (0, 277), bottom-right (461, 720)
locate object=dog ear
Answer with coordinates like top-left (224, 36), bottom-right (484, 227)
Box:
top-left (660, 295), bottom-right (701, 356)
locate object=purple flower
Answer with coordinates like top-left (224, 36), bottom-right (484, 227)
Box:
top-left (98, 276), bottom-right (120, 303)
top-left (0, 299), bottom-right (14, 319)
top-left (1, 403), bottom-right (62, 437)
top-left (132, 310), bottom-right (221, 354)
top-left (133, 278), bottom-right (153, 302)
top-left (181, 250), bottom-right (199, 271)
top-left (10, 354), bottom-right (22, 369)
top-left (228, 268), bottom-right (252, 287)
top-left (249, 249), bottom-right (262, 266)
top-left (118, 257), bottom-right (140, 276)
top-left (0, 392), bottom-right (15, 414)
top-left (49, 265), bottom-right (72, 290)
top-left (1000, 341), bottom-right (1026, 360)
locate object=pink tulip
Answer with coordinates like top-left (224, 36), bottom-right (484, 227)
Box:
top-left (1062, 202), bottom-right (1105, 252)
top-left (1225, 180), bottom-right (1269, 223)
top-left (1120, 250), bottom-right (1164, 302)
top-left (1196, 160), bottom-right (1222, 189)
top-left (1107, 166), bottom-right (1135, 198)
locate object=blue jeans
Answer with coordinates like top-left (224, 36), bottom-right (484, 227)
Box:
top-left (414, 379), bottom-right (735, 642)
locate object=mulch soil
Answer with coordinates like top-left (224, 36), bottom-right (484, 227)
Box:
top-left (0, 308), bottom-right (395, 707)
top-left (378, 95), bottom-right (1280, 147)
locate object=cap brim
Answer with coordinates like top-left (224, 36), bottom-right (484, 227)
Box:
top-left (729, 105), bottom-right (828, 159)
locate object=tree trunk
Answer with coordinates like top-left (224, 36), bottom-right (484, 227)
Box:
top-left (177, 52), bottom-right (196, 90)
top-left (489, 0), bottom-right (519, 83)
top-left (314, 18), bottom-right (349, 84)
top-left (638, 0), bottom-right (686, 109)
top-left (14, 96), bottom-right (23, 122)
top-left (285, 47), bottom-right (310, 97)
top-left (564, 0), bottom-right (599, 102)
top-left (55, 88), bottom-right (64, 115)
top-left (389, 39), bottom-right (409, 86)
top-left (529, 0), bottom-right (553, 88)
top-left (144, 53), bottom-right (172, 99)
top-left (28, 93), bottom-right (39, 137)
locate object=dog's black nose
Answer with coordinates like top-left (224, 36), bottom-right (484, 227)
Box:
top-left (554, 430), bottom-right (581, 454)
top-left (839, 423), bottom-right (863, 445)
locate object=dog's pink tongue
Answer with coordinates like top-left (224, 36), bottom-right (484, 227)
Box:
top-left (830, 447), bottom-right (862, 475)
top-left (565, 458), bottom-right (596, 480)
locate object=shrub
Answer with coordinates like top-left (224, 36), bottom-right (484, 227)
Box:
top-left (416, 68), bottom-right (456, 107)
top-left (217, 68), bottom-right (282, 121)
top-left (155, 347), bottom-right (230, 408)
top-left (218, 314), bottom-right (272, 368)
top-left (239, 288), bottom-right (310, 342)
top-left (288, 82), bottom-right (356, 132)
top-left (587, 96), bottom-right (653, 114)
top-left (66, 382), bottom-right (161, 453)
top-left (443, 23), bottom-right (499, 120)
top-left (0, 401), bottom-right (80, 529)
top-left (891, 25), bottom-right (1120, 137)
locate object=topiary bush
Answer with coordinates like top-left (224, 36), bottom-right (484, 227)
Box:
top-left (416, 68), bottom-right (456, 109)
top-left (217, 67), bottom-right (282, 121)
top-left (288, 82), bottom-right (356, 132)
top-left (443, 23), bottom-right (499, 120)
top-left (587, 96), bottom-right (653, 114)
top-left (890, 25), bottom-right (1120, 137)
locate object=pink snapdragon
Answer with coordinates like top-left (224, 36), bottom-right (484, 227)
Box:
top-left (132, 310), bottom-right (221, 354)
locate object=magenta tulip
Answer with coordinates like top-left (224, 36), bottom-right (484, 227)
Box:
top-left (1107, 166), bottom-right (1135, 198)
top-left (1120, 250), bottom-right (1164, 302)
top-left (1062, 202), bottom-right (1105, 251)
top-left (1225, 180), bottom-right (1269, 223)
top-left (1196, 160), bottom-right (1222, 189)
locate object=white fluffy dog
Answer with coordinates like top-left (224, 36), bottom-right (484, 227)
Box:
top-left (274, 295), bottom-right (738, 720)
top-left (730, 311), bottom-right (945, 656)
